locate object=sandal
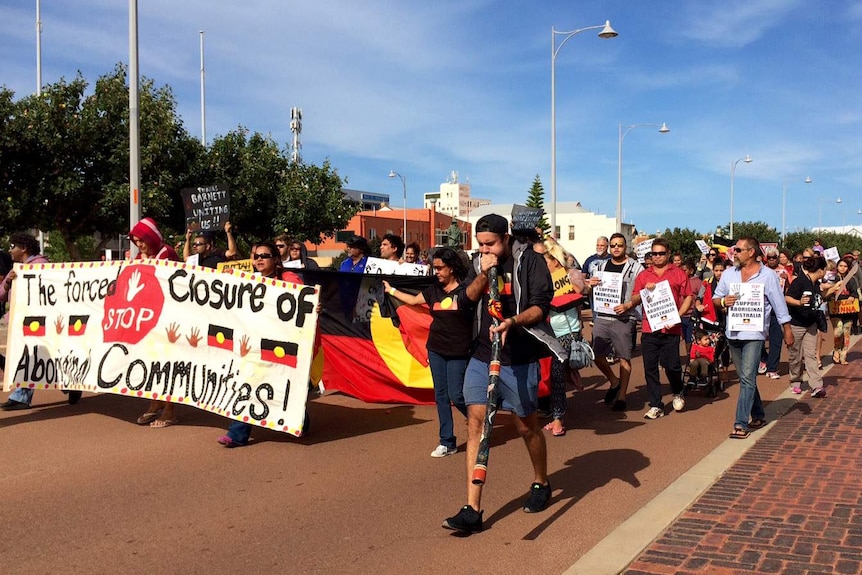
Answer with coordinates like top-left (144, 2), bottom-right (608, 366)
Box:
top-left (748, 418), bottom-right (766, 429)
top-left (136, 410), bottom-right (163, 425)
top-left (150, 418), bottom-right (178, 428)
top-left (552, 426), bottom-right (566, 437)
top-left (729, 428), bottom-right (750, 439)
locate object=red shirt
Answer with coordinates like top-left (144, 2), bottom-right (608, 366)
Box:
top-left (633, 264), bottom-right (693, 335)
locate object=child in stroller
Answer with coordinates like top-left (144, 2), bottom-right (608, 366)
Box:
top-left (684, 315), bottom-right (728, 397)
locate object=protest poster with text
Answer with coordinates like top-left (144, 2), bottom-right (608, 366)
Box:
top-left (3, 260), bottom-right (318, 436)
top-left (726, 282), bottom-right (764, 332)
top-left (593, 271), bottom-right (623, 316)
top-left (181, 184), bottom-right (230, 231)
top-left (640, 279), bottom-right (681, 331)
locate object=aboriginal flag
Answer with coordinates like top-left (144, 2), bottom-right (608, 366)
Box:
top-left (22, 316), bottom-right (46, 337)
top-left (260, 339), bottom-right (298, 368)
top-left (207, 324), bottom-right (234, 351)
top-left (68, 315), bottom-right (89, 336)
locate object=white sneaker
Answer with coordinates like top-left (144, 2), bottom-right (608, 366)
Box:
top-left (672, 394), bottom-right (685, 412)
top-left (644, 406), bottom-right (664, 420)
top-left (431, 445), bottom-right (457, 458)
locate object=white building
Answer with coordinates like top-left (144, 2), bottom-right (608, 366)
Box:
top-left (423, 171), bottom-right (490, 218)
top-left (466, 202), bottom-right (633, 265)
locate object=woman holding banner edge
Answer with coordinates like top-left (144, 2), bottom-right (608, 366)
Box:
top-left (383, 247), bottom-right (475, 458)
top-left (217, 241), bottom-right (308, 447)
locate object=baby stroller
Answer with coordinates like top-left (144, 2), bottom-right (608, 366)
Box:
top-left (683, 310), bottom-right (728, 398)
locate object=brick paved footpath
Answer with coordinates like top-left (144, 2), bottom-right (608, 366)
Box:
top-left (624, 339), bottom-right (862, 575)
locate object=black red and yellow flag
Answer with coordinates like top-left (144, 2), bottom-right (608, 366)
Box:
top-left (260, 339), bottom-right (299, 368)
top-left (22, 316), bottom-right (46, 337)
top-left (207, 324), bottom-right (234, 351)
top-left (68, 315), bottom-right (89, 336)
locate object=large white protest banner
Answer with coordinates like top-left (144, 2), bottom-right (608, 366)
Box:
top-left (2, 259), bottom-right (319, 436)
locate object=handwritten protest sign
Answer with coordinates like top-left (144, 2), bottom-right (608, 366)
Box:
top-left (217, 259), bottom-right (253, 273)
top-left (2, 260), bottom-right (318, 436)
top-left (640, 279), bottom-right (681, 330)
top-left (593, 271), bottom-right (623, 316)
top-left (822, 246), bottom-right (840, 263)
top-left (634, 239), bottom-right (654, 264)
top-left (181, 184), bottom-right (230, 231)
top-left (727, 282), bottom-right (764, 332)
top-left (694, 240), bottom-right (710, 255)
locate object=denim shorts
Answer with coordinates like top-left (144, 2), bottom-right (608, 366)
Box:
top-left (463, 358), bottom-right (539, 417)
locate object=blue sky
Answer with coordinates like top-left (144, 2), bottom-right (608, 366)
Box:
top-left (1, 0), bottom-right (861, 236)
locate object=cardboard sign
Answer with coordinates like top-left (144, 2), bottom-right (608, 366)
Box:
top-left (181, 184), bottom-right (230, 231)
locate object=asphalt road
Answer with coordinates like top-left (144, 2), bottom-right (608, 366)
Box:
top-left (0, 315), bottom-right (808, 575)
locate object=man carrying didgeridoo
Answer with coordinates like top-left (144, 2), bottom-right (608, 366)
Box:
top-left (442, 214), bottom-right (565, 534)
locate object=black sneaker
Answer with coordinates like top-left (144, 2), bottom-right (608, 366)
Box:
top-left (603, 385), bottom-right (620, 404)
top-left (442, 505), bottom-right (483, 533)
top-left (611, 399), bottom-right (627, 412)
top-left (523, 482), bottom-right (552, 513)
top-left (67, 390), bottom-right (83, 405)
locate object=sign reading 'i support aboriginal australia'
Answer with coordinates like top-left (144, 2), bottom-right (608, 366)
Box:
top-left (2, 260), bottom-right (320, 437)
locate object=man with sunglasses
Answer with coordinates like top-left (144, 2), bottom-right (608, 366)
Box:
top-left (584, 233), bottom-right (643, 411)
top-left (184, 230), bottom-right (225, 269)
top-left (630, 238), bottom-right (694, 419)
top-left (713, 237), bottom-right (793, 439)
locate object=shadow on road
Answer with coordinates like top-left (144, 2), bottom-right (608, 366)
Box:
top-left (481, 448), bottom-right (650, 538)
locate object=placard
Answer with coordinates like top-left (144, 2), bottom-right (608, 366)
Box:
top-left (593, 271), bottom-right (623, 315)
top-left (640, 279), bottom-right (681, 330)
top-left (181, 184), bottom-right (230, 231)
top-left (726, 282), bottom-right (764, 332)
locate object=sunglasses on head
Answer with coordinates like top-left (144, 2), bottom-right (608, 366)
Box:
top-left (253, 253), bottom-right (274, 260)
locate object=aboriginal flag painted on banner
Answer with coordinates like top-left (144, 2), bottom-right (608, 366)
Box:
top-left (68, 315), bottom-right (89, 336)
top-left (207, 324), bottom-right (234, 351)
top-left (22, 316), bottom-right (46, 337)
top-left (260, 338), bottom-right (299, 368)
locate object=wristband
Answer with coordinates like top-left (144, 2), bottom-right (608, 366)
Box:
top-left (389, 287), bottom-right (396, 295)
top-left (720, 297), bottom-right (726, 308)
top-left (510, 316), bottom-right (518, 326)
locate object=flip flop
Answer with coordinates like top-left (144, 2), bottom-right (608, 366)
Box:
top-left (749, 419), bottom-right (766, 429)
top-left (552, 427), bottom-right (566, 437)
top-left (136, 410), bottom-right (163, 425)
top-left (542, 422), bottom-right (555, 431)
top-left (729, 428), bottom-right (750, 439)
top-left (150, 419), bottom-right (178, 428)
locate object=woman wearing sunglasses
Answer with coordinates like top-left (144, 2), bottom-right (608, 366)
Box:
top-left (217, 241), bottom-right (306, 447)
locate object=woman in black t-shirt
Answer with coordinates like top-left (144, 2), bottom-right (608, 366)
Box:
top-left (384, 247), bottom-right (475, 458)
top-left (785, 256), bottom-right (828, 396)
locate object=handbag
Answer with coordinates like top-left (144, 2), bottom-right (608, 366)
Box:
top-left (828, 298), bottom-right (860, 316)
top-left (816, 310), bottom-right (828, 333)
top-left (568, 336), bottom-right (594, 370)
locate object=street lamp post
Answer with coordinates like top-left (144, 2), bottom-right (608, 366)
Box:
top-left (388, 170), bottom-right (407, 240)
top-left (617, 122), bottom-right (670, 234)
top-left (550, 20), bottom-right (617, 238)
top-left (781, 175), bottom-right (812, 241)
top-left (729, 155), bottom-right (752, 239)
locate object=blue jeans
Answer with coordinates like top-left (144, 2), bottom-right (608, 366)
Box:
top-left (427, 350), bottom-right (468, 449)
top-left (759, 311), bottom-right (782, 373)
top-left (226, 420), bottom-right (252, 445)
top-left (728, 339), bottom-right (765, 431)
top-left (9, 387), bottom-right (34, 405)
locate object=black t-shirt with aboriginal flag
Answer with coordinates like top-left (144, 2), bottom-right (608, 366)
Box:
top-left (469, 253), bottom-right (549, 366)
top-left (421, 281), bottom-right (475, 357)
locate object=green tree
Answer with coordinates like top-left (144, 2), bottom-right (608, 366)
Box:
top-left (273, 159), bottom-right (358, 244)
top-left (660, 227), bottom-right (704, 262)
top-left (730, 221), bottom-right (780, 244)
top-left (525, 174), bottom-right (549, 231)
top-left (0, 65), bottom-right (203, 259)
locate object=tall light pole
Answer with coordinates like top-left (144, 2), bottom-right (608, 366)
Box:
top-left (617, 122), bottom-right (670, 234)
top-left (729, 155), bottom-right (752, 239)
top-left (36, 0), bottom-right (42, 96)
top-left (388, 170), bottom-right (407, 240)
top-left (781, 175), bottom-right (812, 241)
top-left (200, 30), bottom-right (206, 146)
top-left (550, 20), bottom-right (617, 238)
top-left (129, 0), bottom-right (141, 257)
